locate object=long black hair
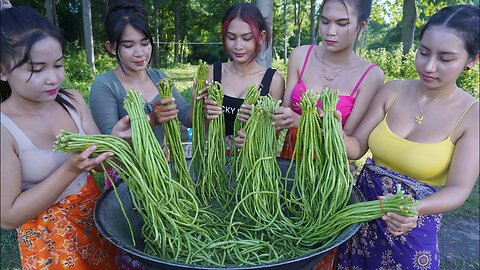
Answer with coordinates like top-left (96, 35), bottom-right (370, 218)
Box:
top-left (0, 6), bottom-right (75, 110)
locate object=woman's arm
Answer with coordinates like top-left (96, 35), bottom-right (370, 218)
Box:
top-left (343, 65), bottom-right (385, 136)
top-left (272, 47), bottom-right (305, 130)
top-left (0, 127), bottom-right (110, 230)
top-left (89, 76), bottom-right (121, 135)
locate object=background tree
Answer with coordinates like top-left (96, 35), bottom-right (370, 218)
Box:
top-left (256, 0), bottom-right (274, 68)
top-left (82, 0), bottom-right (95, 71)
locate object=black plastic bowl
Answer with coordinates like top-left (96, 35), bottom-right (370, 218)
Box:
top-left (94, 158), bottom-right (363, 270)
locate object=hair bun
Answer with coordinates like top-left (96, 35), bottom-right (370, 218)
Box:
top-left (107, 0), bottom-right (146, 15)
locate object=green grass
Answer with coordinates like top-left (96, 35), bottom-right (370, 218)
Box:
top-left (1, 229), bottom-right (20, 269)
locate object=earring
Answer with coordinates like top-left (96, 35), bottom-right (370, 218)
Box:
top-left (464, 66), bottom-right (471, 71)
top-left (0, 74), bottom-right (7, 81)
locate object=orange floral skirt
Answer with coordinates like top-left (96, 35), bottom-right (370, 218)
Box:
top-left (280, 128), bottom-right (337, 270)
top-left (17, 174), bottom-right (118, 270)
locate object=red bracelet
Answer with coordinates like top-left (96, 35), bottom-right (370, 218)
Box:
top-left (379, 197), bottom-right (386, 214)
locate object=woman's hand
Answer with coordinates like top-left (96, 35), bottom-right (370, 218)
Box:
top-left (237, 104), bottom-right (253, 123)
top-left (382, 212), bottom-right (418, 237)
top-left (204, 98), bottom-right (222, 120)
top-left (195, 79), bottom-right (209, 100)
top-left (272, 107), bottom-right (299, 131)
top-left (67, 146), bottom-right (113, 174)
top-left (150, 97), bottom-right (178, 126)
top-left (111, 115), bottom-right (131, 139)
top-left (234, 129), bottom-right (246, 148)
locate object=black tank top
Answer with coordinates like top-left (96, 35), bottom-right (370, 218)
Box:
top-left (213, 62), bottom-right (276, 136)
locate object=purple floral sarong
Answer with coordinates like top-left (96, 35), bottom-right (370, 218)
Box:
top-left (337, 158), bottom-right (441, 270)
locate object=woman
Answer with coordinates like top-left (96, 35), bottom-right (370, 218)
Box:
top-left (89, 0), bottom-right (192, 160)
top-left (337, 5), bottom-right (479, 269)
top-left (0, 6), bottom-right (126, 269)
top-left (203, 2), bottom-right (285, 153)
top-left (272, 0), bottom-right (384, 159)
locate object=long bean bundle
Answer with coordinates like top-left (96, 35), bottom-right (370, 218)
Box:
top-left (317, 88), bottom-right (354, 221)
top-left (190, 60), bottom-right (208, 179)
top-left (299, 184), bottom-right (419, 248)
top-left (232, 83), bottom-right (261, 141)
top-left (231, 95), bottom-right (283, 230)
top-left (197, 82), bottom-right (228, 204)
top-left (285, 90), bottom-right (324, 223)
top-left (156, 78), bottom-right (194, 194)
top-left (228, 83), bottom-right (262, 183)
top-left (123, 90), bottom-right (210, 260)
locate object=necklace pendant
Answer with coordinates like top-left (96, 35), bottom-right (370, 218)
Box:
top-left (323, 75), bottom-right (335, 81)
top-left (415, 113), bottom-right (424, 124)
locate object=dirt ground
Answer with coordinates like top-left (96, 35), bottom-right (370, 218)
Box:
top-left (438, 214), bottom-right (479, 269)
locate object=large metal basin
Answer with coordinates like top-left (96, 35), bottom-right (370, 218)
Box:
top-left (94, 158), bottom-right (363, 270)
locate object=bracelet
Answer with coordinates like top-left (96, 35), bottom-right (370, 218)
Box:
top-left (379, 197), bottom-right (386, 214)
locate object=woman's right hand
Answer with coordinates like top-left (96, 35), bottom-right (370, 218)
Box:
top-left (66, 146), bottom-right (113, 174)
top-left (272, 107), bottom-right (299, 131)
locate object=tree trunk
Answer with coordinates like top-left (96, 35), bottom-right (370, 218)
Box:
top-left (152, 3), bottom-right (160, 67)
top-left (82, 0), bottom-right (95, 71)
top-left (45, 0), bottom-right (58, 26)
top-left (401, 0), bottom-right (416, 55)
top-left (294, 0), bottom-right (302, 47)
top-left (309, 0), bottom-right (316, 44)
top-left (174, 3), bottom-right (180, 64)
top-left (283, 0), bottom-right (287, 64)
top-left (256, 0), bottom-right (273, 68)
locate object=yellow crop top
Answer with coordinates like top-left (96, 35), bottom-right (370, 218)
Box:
top-left (368, 82), bottom-right (476, 187)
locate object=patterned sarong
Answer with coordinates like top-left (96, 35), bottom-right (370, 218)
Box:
top-left (17, 174), bottom-right (118, 270)
top-left (337, 158), bottom-right (441, 270)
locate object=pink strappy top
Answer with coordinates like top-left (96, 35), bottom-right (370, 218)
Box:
top-left (290, 44), bottom-right (376, 126)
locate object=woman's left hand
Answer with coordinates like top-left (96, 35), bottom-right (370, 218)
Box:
top-left (111, 115), bottom-right (131, 139)
top-left (237, 104), bottom-right (253, 123)
top-left (234, 129), bottom-right (246, 148)
top-left (382, 212), bottom-right (418, 237)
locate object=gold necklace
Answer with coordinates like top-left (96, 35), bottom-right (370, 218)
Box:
top-left (415, 87), bottom-right (457, 124)
top-left (321, 52), bottom-right (353, 81)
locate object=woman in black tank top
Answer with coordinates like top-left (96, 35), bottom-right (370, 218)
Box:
top-left (200, 3), bottom-right (285, 152)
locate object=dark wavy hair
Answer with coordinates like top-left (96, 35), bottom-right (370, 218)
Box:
top-left (221, 3), bottom-right (271, 63)
top-left (0, 6), bottom-right (74, 110)
top-left (104, 0), bottom-right (153, 68)
top-left (420, 5), bottom-right (479, 59)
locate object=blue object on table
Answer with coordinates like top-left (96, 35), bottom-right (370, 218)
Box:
top-left (187, 128), bottom-right (192, 142)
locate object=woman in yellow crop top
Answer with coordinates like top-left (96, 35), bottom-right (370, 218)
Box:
top-left (336, 5), bottom-right (479, 269)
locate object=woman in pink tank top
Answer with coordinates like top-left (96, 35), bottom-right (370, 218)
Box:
top-left (271, 1), bottom-right (384, 269)
top-left (272, 0), bottom-right (384, 162)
